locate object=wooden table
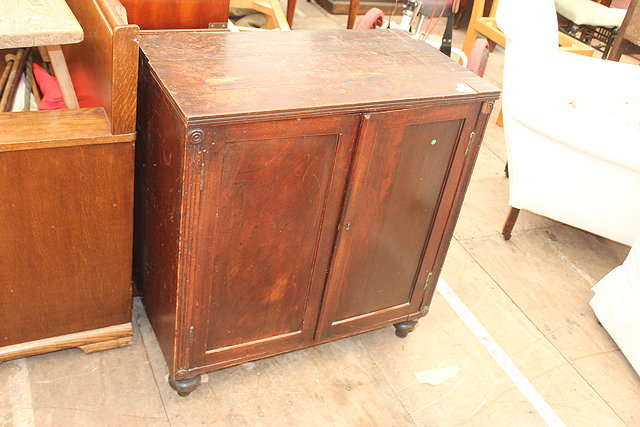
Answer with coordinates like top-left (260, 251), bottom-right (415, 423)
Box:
top-left (0, 0), bottom-right (84, 108)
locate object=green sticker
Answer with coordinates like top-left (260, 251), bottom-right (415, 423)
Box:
top-left (431, 139), bottom-right (437, 145)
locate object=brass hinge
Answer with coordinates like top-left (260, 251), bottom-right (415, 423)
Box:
top-left (189, 326), bottom-right (195, 347)
top-left (465, 131), bottom-right (476, 156)
top-left (199, 163), bottom-right (205, 191)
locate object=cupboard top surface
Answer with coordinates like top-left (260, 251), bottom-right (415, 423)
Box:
top-left (139, 29), bottom-right (499, 122)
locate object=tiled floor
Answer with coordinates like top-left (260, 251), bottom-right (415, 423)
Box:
top-left (2, 3), bottom-right (639, 426)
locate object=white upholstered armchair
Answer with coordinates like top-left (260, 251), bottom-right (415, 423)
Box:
top-left (495, 0), bottom-right (640, 246)
top-left (590, 237), bottom-right (640, 375)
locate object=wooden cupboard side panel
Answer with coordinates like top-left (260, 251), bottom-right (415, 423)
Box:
top-left (0, 142), bottom-right (133, 346)
top-left (133, 59), bottom-right (186, 370)
top-left (189, 115), bottom-right (359, 370)
top-left (318, 104), bottom-right (479, 340)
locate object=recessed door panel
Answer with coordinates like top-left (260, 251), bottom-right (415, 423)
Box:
top-left (332, 120), bottom-right (462, 320)
top-left (318, 105), bottom-right (477, 339)
top-left (190, 115), bottom-right (358, 367)
top-left (208, 135), bottom-right (336, 348)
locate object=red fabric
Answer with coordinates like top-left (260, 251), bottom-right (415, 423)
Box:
top-left (33, 63), bottom-right (66, 110)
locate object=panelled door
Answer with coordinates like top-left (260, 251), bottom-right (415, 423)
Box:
top-left (189, 115), bottom-right (359, 369)
top-left (317, 104), bottom-right (479, 340)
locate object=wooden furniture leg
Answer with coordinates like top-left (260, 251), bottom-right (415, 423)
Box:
top-left (287, 0), bottom-right (297, 27)
top-left (394, 320), bottom-right (418, 338)
top-left (607, 0), bottom-right (640, 61)
top-left (347, 0), bottom-right (360, 29)
top-left (46, 45), bottom-right (79, 109)
top-left (169, 375), bottom-right (202, 397)
top-left (461, 0), bottom-right (485, 56)
top-left (502, 207), bottom-right (520, 240)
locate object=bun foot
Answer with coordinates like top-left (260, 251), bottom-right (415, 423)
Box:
top-left (394, 320), bottom-right (418, 338)
top-left (169, 375), bottom-right (202, 397)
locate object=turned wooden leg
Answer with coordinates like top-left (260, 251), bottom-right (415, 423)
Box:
top-left (502, 207), bottom-right (520, 240)
top-left (169, 375), bottom-right (202, 397)
top-left (347, 0), bottom-right (360, 29)
top-left (394, 320), bottom-right (418, 338)
top-left (286, 0), bottom-right (297, 27)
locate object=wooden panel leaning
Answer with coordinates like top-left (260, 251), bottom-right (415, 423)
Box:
top-left (0, 0), bottom-right (139, 362)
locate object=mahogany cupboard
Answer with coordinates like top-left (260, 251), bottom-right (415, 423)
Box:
top-left (134, 29), bottom-right (499, 396)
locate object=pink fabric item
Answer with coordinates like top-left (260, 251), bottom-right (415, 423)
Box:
top-left (609, 0), bottom-right (630, 9)
top-left (356, 8), bottom-right (385, 29)
top-left (33, 63), bottom-right (66, 110)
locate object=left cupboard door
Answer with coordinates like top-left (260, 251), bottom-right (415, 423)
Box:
top-left (186, 115), bottom-right (359, 371)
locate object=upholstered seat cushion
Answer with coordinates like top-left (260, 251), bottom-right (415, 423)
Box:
top-left (555, 0), bottom-right (626, 27)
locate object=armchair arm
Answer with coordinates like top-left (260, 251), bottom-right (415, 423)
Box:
top-left (512, 103), bottom-right (640, 173)
top-left (552, 51), bottom-right (640, 104)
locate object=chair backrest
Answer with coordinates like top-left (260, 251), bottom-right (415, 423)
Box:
top-left (496, 0), bottom-right (566, 113)
top-left (496, 0), bottom-right (559, 53)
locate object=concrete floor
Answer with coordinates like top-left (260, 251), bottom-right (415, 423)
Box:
top-left (1, 2), bottom-right (639, 426)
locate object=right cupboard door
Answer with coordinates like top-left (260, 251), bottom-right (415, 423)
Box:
top-left (317, 104), bottom-right (480, 340)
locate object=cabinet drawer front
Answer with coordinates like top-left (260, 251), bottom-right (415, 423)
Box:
top-left (318, 104), bottom-right (478, 339)
top-left (189, 115), bottom-right (358, 369)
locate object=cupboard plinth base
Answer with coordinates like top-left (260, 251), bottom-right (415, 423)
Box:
top-left (169, 375), bottom-right (202, 396)
top-left (393, 320), bottom-right (418, 338)
top-left (0, 323), bottom-right (133, 362)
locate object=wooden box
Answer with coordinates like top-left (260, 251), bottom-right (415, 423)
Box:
top-left (135, 29), bottom-right (499, 396)
top-left (0, 0), bottom-right (139, 361)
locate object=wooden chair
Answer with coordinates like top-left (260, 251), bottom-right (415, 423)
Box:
top-left (497, 0), bottom-right (640, 245)
top-left (462, 0), bottom-right (597, 58)
top-left (0, 0), bottom-right (139, 362)
top-left (608, 0), bottom-right (640, 61)
top-left (0, 0), bottom-right (83, 110)
top-left (462, 0), bottom-right (595, 126)
top-left (555, 0), bottom-right (629, 59)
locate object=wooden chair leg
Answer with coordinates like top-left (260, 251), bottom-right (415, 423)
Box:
top-left (347, 0), bottom-right (360, 29)
top-left (502, 207), bottom-right (520, 240)
top-left (461, 0), bottom-right (485, 56)
top-left (46, 45), bottom-right (79, 109)
top-left (286, 0), bottom-right (297, 27)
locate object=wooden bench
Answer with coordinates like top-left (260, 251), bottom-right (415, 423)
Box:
top-left (0, 0), bottom-right (84, 109)
top-left (0, 0), bottom-right (139, 362)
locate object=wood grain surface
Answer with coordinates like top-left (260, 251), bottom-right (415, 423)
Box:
top-left (0, 0), bottom-right (83, 49)
top-left (0, 143), bottom-right (134, 347)
top-left (120, 0), bottom-right (230, 29)
top-left (0, 0), bottom-right (138, 361)
top-left (0, 323), bottom-right (132, 361)
top-left (139, 29), bottom-right (497, 122)
top-left (64, 0), bottom-right (139, 134)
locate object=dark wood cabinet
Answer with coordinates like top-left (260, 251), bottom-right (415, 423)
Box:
top-left (135, 29), bottom-right (499, 396)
